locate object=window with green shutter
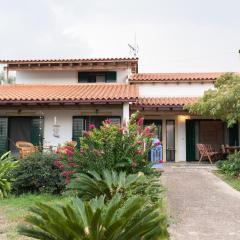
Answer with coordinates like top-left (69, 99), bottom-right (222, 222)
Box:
top-left (72, 117), bottom-right (85, 148)
top-left (31, 118), bottom-right (44, 147)
top-left (0, 117), bottom-right (8, 155)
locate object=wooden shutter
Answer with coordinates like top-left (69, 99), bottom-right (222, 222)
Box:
top-left (72, 117), bottom-right (85, 148)
top-left (105, 72), bottom-right (117, 83)
top-left (31, 118), bottom-right (44, 147)
top-left (0, 118), bottom-right (8, 155)
top-left (186, 120), bottom-right (196, 161)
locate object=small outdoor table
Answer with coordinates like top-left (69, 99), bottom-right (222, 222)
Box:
top-left (225, 146), bottom-right (240, 153)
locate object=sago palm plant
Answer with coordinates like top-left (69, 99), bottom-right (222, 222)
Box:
top-left (0, 151), bottom-right (18, 198)
top-left (68, 169), bottom-right (146, 200)
top-left (20, 194), bottom-right (169, 240)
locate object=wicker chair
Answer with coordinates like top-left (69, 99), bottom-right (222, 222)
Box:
top-left (16, 141), bottom-right (38, 158)
top-left (67, 141), bottom-right (77, 147)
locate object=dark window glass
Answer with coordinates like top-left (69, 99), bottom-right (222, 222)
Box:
top-left (78, 72), bottom-right (117, 83)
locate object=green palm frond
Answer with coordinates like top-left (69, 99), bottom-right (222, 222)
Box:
top-left (0, 151), bottom-right (18, 198)
top-left (68, 169), bottom-right (142, 200)
top-left (20, 194), bottom-right (169, 240)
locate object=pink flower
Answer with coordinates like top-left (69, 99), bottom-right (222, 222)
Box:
top-left (68, 162), bottom-right (77, 167)
top-left (136, 140), bottom-right (142, 145)
top-left (137, 117), bottom-right (144, 126)
top-left (89, 123), bottom-right (95, 130)
top-left (105, 119), bottom-right (111, 124)
top-left (54, 160), bottom-right (65, 170)
top-left (122, 120), bottom-right (127, 128)
top-left (135, 149), bottom-right (142, 155)
top-left (145, 127), bottom-right (150, 132)
top-left (154, 141), bottom-right (161, 146)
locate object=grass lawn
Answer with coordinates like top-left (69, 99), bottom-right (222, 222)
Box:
top-left (214, 170), bottom-right (240, 192)
top-left (0, 194), bottom-right (69, 240)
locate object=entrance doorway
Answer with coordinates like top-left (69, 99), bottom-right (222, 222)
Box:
top-left (9, 117), bottom-right (32, 153)
top-left (8, 117), bottom-right (44, 155)
top-left (166, 120), bottom-right (175, 162)
top-left (186, 120), bottom-right (229, 161)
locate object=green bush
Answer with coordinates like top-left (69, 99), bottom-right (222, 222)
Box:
top-left (55, 112), bottom-right (157, 183)
top-left (11, 152), bottom-right (65, 195)
top-left (68, 169), bottom-right (164, 204)
top-left (20, 193), bottom-right (169, 240)
top-left (217, 151), bottom-right (240, 177)
top-left (0, 152), bottom-right (18, 198)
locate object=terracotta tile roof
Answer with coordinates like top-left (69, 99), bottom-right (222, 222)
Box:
top-left (135, 97), bottom-right (198, 107)
top-left (0, 57), bottom-right (138, 64)
top-left (129, 72), bottom-right (225, 83)
top-left (0, 84), bottom-right (138, 104)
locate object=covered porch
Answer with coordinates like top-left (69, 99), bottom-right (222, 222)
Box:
top-left (0, 83), bottom-right (136, 155)
top-left (131, 97), bottom-right (240, 162)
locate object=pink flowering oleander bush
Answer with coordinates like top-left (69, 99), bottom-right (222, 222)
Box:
top-left (55, 112), bottom-right (156, 182)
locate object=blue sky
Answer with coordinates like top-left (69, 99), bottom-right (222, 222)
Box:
top-left (0, 0), bottom-right (240, 72)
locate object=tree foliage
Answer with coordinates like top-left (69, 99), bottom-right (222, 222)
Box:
top-left (186, 73), bottom-right (240, 127)
top-left (0, 71), bottom-right (15, 84)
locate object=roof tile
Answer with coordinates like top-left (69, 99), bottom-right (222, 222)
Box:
top-left (135, 97), bottom-right (198, 107)
top-left (0, 57), bottom-right (138, 64)
top-left (0, 84), bottom-right (138, 103)
top-left (129, 72), bottom-right (225, 83)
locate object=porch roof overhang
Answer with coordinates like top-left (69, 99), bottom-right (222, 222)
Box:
top-left (0, 83), bottom-right (138, 106)
top-left (0, 57), bottom-right (138, 73)
top-left (131, 97), bottom-right (198, 111)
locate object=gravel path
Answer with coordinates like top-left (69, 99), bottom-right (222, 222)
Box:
top-left (161, 164), bottom-right (240, 240)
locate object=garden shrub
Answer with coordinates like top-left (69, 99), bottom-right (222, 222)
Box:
top-left (68, 169), bottom-right (164, 204)
top-left (0, 151), bottom-right (18, 198)
top-left (11, 152), bottom-right (65, 195)
top-left (217, 151), bottom-right (240, 178)
top-left (55, 112), bottom-right (157, 182)
top-left (20, 193), bottom-right (169, 240)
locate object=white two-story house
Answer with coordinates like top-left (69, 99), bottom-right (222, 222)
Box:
top-left (0, 58), bottom-right (238, 162)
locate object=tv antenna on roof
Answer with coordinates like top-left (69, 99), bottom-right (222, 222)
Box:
top-left (128, 34), bottom-right (139, 57)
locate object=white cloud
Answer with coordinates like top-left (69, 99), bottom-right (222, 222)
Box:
top-left (0, 0), bottom-right (240, 72)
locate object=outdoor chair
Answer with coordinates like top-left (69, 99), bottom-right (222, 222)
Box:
top-left (196, 143), bottom-right (219, 164)
top-left (67, 141), bottom-right (77, 147)
top-left (16, 141), bottom-right (38, 158)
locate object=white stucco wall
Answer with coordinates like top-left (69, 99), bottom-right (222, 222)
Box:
top-left (138, 83), bottom-right (214, 97)
top-left (16, 69), bottom-right (129, 84)
top-left (16, 71), bottom-right (77, 84)
top-left (176, 116), bottom-right (187, 162)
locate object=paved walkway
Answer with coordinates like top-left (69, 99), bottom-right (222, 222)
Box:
top-left (161, 163), bottom-right (240, 240)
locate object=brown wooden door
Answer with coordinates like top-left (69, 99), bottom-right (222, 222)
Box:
top-left (199, 121), bottom-right (224, 151)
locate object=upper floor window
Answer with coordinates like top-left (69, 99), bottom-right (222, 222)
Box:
top-left (78, 71), bottom-right (117, 83)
